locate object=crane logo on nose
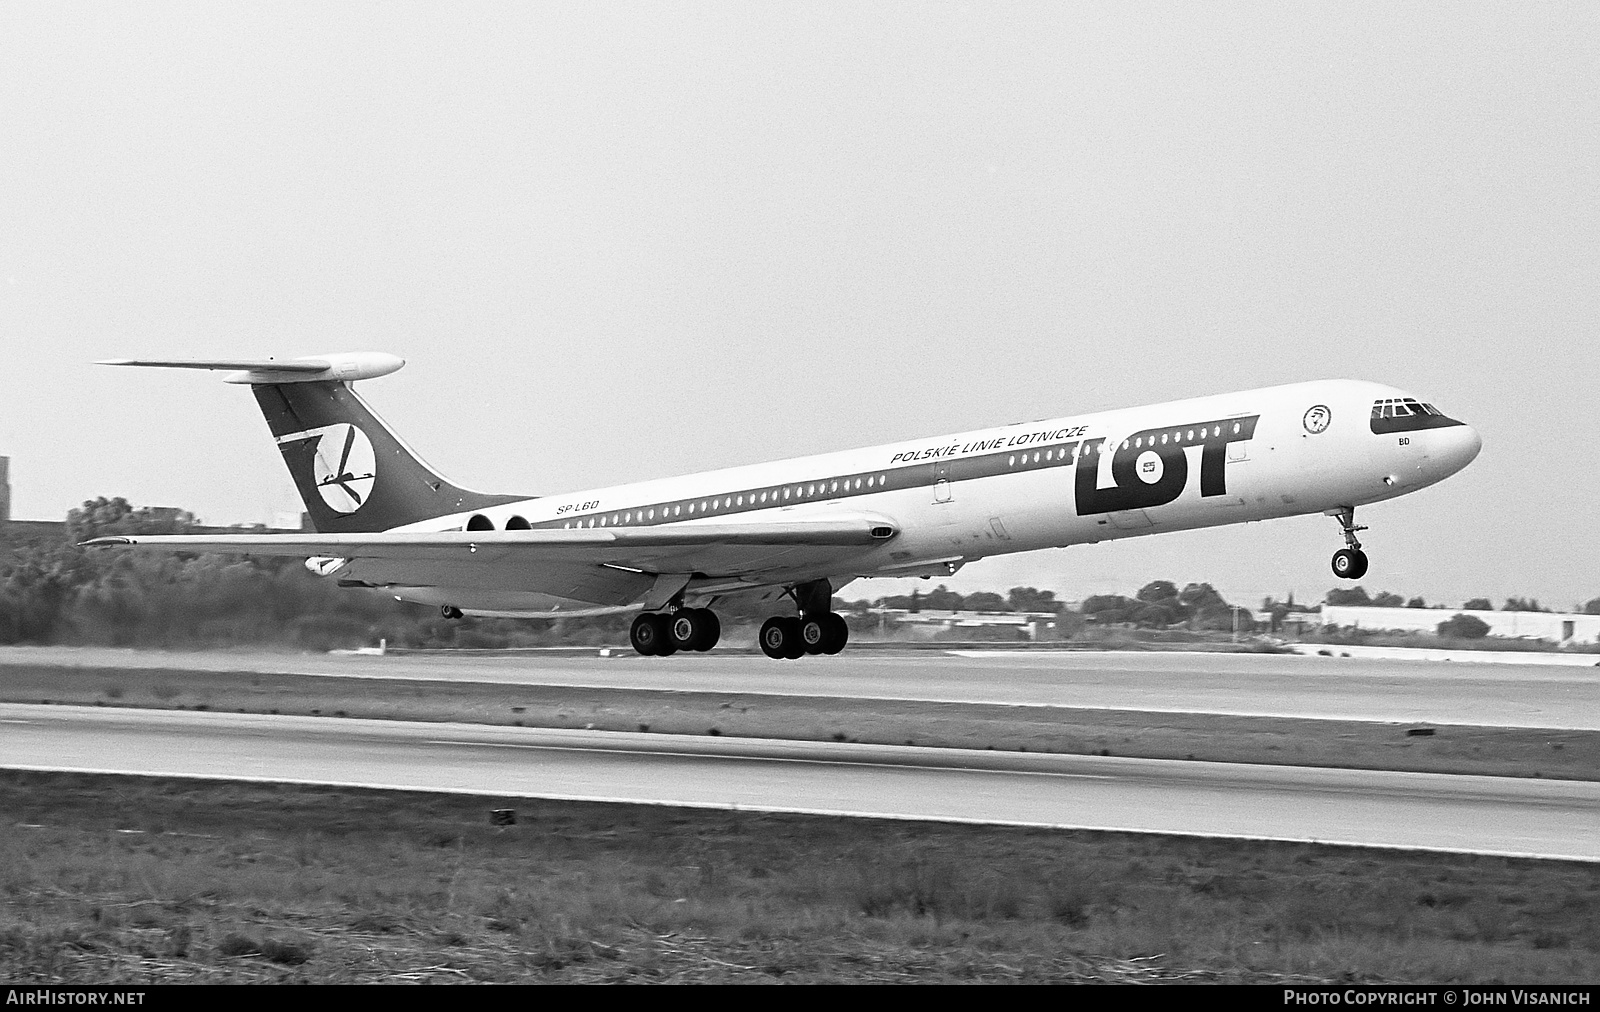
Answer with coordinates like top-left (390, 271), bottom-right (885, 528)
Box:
top-left (1303, 405), bottom-right (1332, 434)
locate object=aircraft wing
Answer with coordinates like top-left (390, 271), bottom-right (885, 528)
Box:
top-left (84, 515), bottom-right (899, 606)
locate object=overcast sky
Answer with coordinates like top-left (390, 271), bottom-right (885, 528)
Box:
top-left (2, 3), bottom-right (1595, 609)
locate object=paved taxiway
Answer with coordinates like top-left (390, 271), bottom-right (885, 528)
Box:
top-left (2, 646), bottom-right (1593, 730)
top-left (3, 703), bottom-right (1595, 862)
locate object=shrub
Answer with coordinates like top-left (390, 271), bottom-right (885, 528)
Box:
top-left (1437, 614), bottom-right (1490, 639)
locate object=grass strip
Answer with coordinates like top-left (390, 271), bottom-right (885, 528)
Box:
top-left (1, 770), bottom-right (1595, 984)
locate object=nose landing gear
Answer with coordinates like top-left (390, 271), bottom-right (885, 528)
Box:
top-left (1328, 506), bottom-right (1369, 580)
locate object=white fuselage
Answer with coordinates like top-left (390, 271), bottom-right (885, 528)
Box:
top-left (363, 378), bottom-right (1480, 614)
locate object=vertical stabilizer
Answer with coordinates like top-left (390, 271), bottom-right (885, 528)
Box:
top-left (252, 381), bottom-right (526, 532)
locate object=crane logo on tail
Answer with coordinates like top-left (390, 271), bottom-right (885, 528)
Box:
top-left (276, 423), bottom-right (377, 514)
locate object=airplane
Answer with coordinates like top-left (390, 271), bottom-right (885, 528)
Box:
top-left (89, 353), bottom-right (1481, 659)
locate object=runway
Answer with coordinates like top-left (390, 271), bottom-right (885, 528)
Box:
top-left (3, 703), bottom-right (1595, 862)
top-left (2, 645), bottom-right (1593, 730)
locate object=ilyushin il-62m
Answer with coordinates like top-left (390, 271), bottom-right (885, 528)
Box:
top-left (91, 353), bottom-right (1480, 659)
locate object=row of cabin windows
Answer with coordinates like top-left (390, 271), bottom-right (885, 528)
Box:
top-left (1002, 422), bottom-right (1245, 468)
top-left (1008, 444), bottom-right (1080, 467)
top-left (1120, 423), bottom-right (1239, 451)
top-left (557, 473), bottom-right (893, 529)
top-left (1372, 398), bottom-right (1443, 420)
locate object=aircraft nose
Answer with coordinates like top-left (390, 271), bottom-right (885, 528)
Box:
top-left (1443, 422), bottom-right (1483, 472)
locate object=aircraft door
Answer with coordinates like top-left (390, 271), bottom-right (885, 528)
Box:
top-left (933, 463), bottom-right (953, 504)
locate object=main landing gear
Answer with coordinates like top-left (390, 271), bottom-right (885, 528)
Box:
top-left (630, 608), bottom-right (721, 656)
top-left (627, 579), bottom-right (849, 660)
top-left (757, 578), bottom-right (849, 660)
top-left (1329, 506), bottom-right (1370, 580)
top-left (758, 612), bottom-right (849, 660)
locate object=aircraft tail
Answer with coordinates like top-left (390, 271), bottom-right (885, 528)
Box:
top-left (100, 353), bottom-right (526, 532)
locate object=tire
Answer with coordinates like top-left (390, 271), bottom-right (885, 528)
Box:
top-left (821, 613), bottom-right (849, 655)
top-left (694, 609), bottom-right (721, 652)
top-left (1331, 548), bottom-right (1368, 580)
top-left (781, 617), bottom-right (806, 659)
top-left (631, 613), bottom-right (669, 656)
top-left (759, 616), bottom-right (789, 659)
top-left (669, 610), bottom-right (704, 652)
top-left (799, 617), bottom-right (827, 655)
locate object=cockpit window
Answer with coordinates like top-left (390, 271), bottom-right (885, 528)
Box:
top-left (1370, 398), bottom-right (1463, 434)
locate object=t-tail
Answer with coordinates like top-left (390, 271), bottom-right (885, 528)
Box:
top-left (98, 353), bottom-right (527, 532)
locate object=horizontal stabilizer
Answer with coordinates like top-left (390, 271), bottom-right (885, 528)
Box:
top-left (97, 353), bottom-right (404, 385)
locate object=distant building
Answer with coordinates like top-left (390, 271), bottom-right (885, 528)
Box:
top-left (870, 608), bottom-right (1061, 640)
top-left (1322, 605), bottom-right (1600, 644)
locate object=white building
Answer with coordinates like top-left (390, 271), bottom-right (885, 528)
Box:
top-left (1321, 605), bottom-right (1600, 644)
top-left (871, 608), bottom-right (1060, 641)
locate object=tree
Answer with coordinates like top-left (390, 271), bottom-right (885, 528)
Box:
top-left (1180, 583), bottom-right (1225, 610)
top-left (1462, 598), bottom-right (1493, 611)
top-left (67, 497), bottom-right (194, 543)
top-left (1136, 580), bottom-right (1180, 605)
top-left (1503, 597), bottom-right (1549, 613)
top-left (1586, 597), bottom-right (1600, 616)
top-left (1134, 581), bottom-right (1186, 625)
top-left (1192, 602), bottom-right (1254, 633)
top-left (1080, 594), bottom-right (1138, 624)
top-left (1260, 596), bottom-right (1291, 633)
top-left (921, 585), bottom-right (964, 611)
top-left (1406, 596), bottom-right (1427, 609)
top-left (962, 591), bottom-right (1010, 612)
top-left (1006, 587), bottom-right (1060, 613)
top-left (1132, 601), bottom-right (1181, 628)
top-left (1370, 592), bottom-right (1405, 608)
top-left (1437, 614), bottom-right (1491, 639)
top-left (1325, 587), bottom-right (1371, 606)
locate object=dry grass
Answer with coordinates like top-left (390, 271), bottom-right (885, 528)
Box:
top-left (2, 771), bottom-right (1595, 984)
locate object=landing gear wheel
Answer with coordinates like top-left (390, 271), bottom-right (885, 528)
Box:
top-left (694, 609), bottom-right (720, 652)
top-left (1331, 548), bottom-right (1369, 580)
top-left (759, 616), bottom-right (791, 659)
top-left (799, 617), bottom-right (828, 655)
top-left (630, 613), bottom-right (675, 656)
top-left (669, 609), bottom-right (719, 652)
top-left (821, 613), bottom-right (849, 655)
top-left (780, 617), bottom-right (806, 659)
top-left (440, 605), bottom-right (463, 620)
